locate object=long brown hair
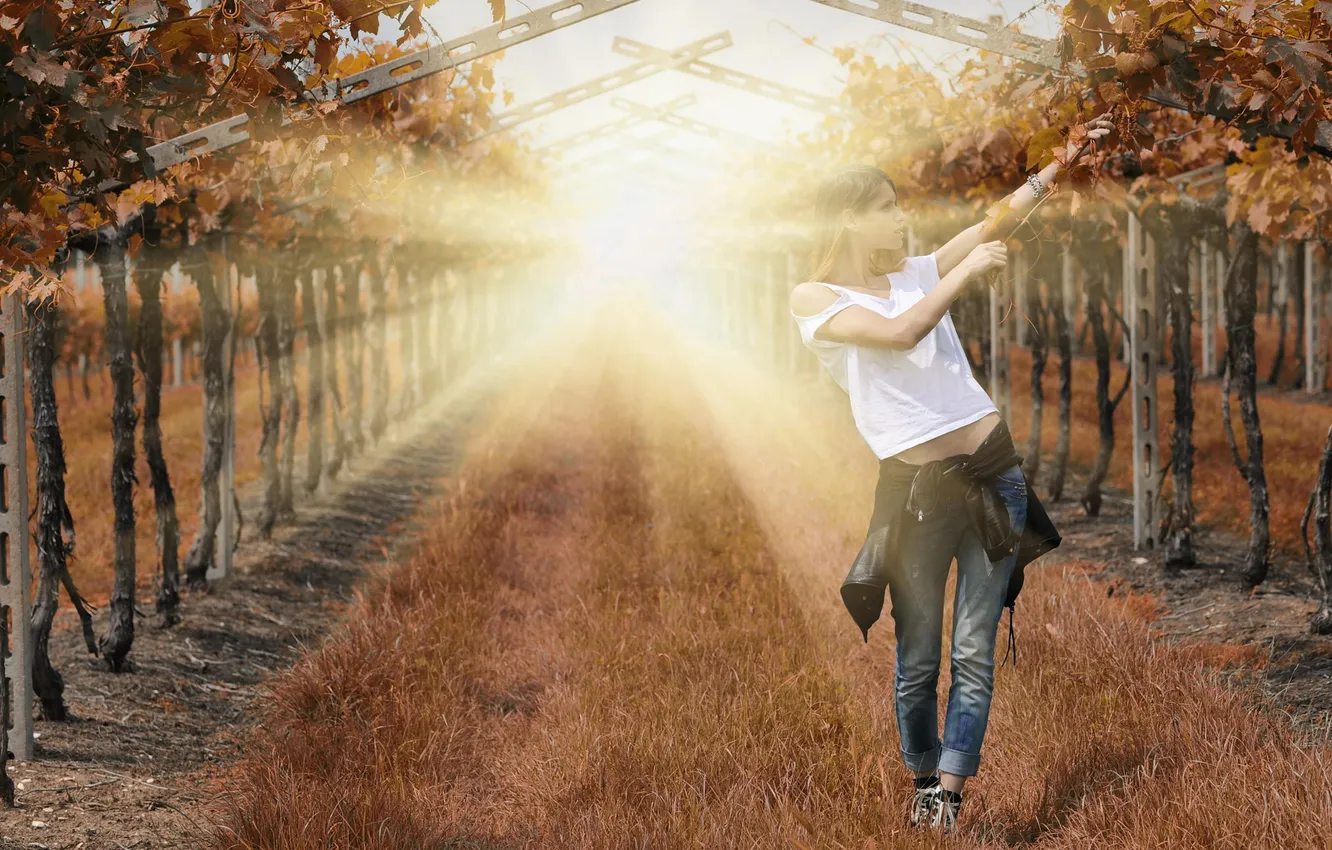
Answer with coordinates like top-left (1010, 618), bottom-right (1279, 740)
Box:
top-left (807, 165), bottom-right (906, 283)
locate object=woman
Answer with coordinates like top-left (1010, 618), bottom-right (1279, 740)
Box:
top-left (788, 120), bottom-right (1110, 834)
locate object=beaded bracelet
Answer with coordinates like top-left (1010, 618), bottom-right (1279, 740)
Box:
top-left (1025, 173), bottom-right (1048, 199)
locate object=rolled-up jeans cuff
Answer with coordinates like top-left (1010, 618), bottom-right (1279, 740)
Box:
top-left (901, 743), bottom-right (941, 775)
top-left (939, 747), bottom-right (981, 777)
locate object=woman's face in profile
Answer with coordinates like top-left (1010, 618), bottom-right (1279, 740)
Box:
top-left (856, 182), bottom-right (908, 252)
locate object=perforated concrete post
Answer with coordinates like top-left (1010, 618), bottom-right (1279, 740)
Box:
top-left (465, 271), bottom-right (478, 358)
top-left (172, 337), bottom-right (183, 388)
top-left (311, 266), bottom-right (328, 461)
top-left (1307, 242), bottom-right (1324, 393)
top-left (815, 261), bottom-right (833, 388)
top-left (453, 270), bottom-right (467, 361)
top-left (486, 268), bottom-right (499, 349)
top-left (719, 265), bottom-right (732, 346)
top-left (1200, 238), bottom-right (1215, 377)
top-left (1188, 240), bottom-right (1200, 337)
top-left (444, 270), bottom-right (456, 364)
top-left (739, 264), bottom-right (750, 350)
top-left (989, 282), bottom-right (1010, 423)
top-left (432, 271), bottom-right (445, 383)
top-left (1188, 241), bottom-right (1198, 304)
top-left (1060, 245), bottom-right (1075, 329)
top-left (0, 293), bottom-right (33, 760)
top-left (763, 253), bottom-right (778, 366)
top-left (1120, 263), bottom-right (1132, 367)
top-left (767, 253), bottom-right (777, 362)
top-left (1156, 249), bottom-right (1169, 366)
top-left (1014, 248), bottom-right (1028, 347)
top-left (1074, 262), bottom-right (1089, 355)
top-left (209, 249), bottom-right (236, 581)
top-left (745, 262), bottom-right (759, 351)
top-left (738, 264), bottom-right (749, 348)
top-left (734, 265), bottom-right (746, 350)
top-left (1214, 243), bottom-right (1228, 377)
top-left (477, 271), bottom-right (488, 358)
top-left (449, 269), bottom-right (466, 372)
top-left (1276, 240), bottom-right (1292, 322)
top-left (785, 251), bottom-right (801, 375)
top-left (1126, 212), bottom-right (1160, 551)
top-left (737, 264), bottom-right (746, 350)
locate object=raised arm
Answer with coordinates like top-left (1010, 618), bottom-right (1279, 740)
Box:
top-left (932, 116), bottom-right (1116, 280)
top-left (791, 242), bottom-right (1007, 351)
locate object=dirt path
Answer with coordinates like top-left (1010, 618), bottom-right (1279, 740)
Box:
top-left (209, 328), bottom-right (888, 847)
top-left (1, 392), bottom-right (481, 849)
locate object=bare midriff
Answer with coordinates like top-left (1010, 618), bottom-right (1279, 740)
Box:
top-left (828, 280), bottom-right (1003, 467)
top-left (890, 411), bottom-right (1003, 466)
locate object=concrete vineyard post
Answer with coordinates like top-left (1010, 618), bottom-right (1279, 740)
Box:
top-left (0, 293), bottom-right (33, 761)
top-left (989, 280), bottom-right (1010, 423)
top-left (1126, 211), bottom-right (1161, 551)
top-left (1201, 238), bottom-right (1215, 377)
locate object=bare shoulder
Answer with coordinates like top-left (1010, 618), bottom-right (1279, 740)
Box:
top-left (789, 281), bottom-right (839, 317)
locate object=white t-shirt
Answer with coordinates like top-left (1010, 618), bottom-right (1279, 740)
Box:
top-left (791, 253), bottom-right (998, 460)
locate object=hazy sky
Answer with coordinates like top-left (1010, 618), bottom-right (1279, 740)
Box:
top-left (410, 0), bottom-right (1061, 168)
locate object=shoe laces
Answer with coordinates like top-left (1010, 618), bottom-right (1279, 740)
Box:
top-left (930, 790), bottom-right (963, 832)
top-left (910, 781), bottom-right (940, 826)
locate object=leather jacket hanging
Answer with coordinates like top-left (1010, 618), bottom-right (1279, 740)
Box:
top-left (839, 420), bottom-right (1062, 663)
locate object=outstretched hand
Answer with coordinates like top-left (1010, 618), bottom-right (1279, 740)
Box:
top-left (962, 241), bottom-right (1008, 285)
top-left (1058, 113), bottom-right (1116, 167)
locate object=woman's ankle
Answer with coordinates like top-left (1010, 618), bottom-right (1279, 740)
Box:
top-left (939, 771), bottom-right (966, 793)
top-left (912, 771), bottom-right (939, 788)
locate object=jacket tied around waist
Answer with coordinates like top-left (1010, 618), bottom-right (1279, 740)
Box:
top-left (839, 419), bottom-right (1062, 664)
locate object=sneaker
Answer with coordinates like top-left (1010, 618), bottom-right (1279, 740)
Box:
top-left (909, 774), bottom-right (941, 827)
top-left (929, 788), bottom-right (963, 833)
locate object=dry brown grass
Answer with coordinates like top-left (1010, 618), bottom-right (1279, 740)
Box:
top-left (212, 303), bottom-right (1332, 848)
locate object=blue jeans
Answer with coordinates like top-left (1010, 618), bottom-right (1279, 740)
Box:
top-left (885, 463), bottom-right (1028, 777)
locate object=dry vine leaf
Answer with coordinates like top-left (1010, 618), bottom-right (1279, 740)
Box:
top-left (979, 195), bottom-right (1018, 242)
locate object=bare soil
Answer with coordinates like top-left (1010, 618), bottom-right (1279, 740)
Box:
top-left (1038, 464), bottom-right (1332, 748)
top-left (0, 401), bottom-right (475, 850)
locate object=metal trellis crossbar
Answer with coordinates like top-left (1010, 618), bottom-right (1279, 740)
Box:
top-left (471, 32), bottom-right (734, 142)
top-left (611, 36), bottom-right (848, 116)
top-left (804, 0), bottom-right (1059, 67)
top-left (535, 93), bottom-right (698, 160)
top-left (126, 0), bottom-right (649, 174)
top-left (610, 97), bottom-right (815, 166)
top-left (551, 132), bottom-right (706, 178)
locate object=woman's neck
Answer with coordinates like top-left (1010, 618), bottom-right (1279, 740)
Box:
top-left (830, 249), bottom-right (887, 291)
